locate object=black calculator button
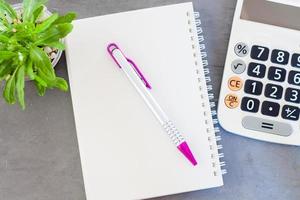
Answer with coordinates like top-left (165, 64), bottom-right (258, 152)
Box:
top-left (244, 80), bottom-right (263, 95)
top-left (264, 84), bottom-right (283, 100)
top-left (241, 97), bottom-right (260, 113)
top-left (247, 62), bottom-right (266, 78)
top-left (271, 49), bottom-right (289, 65)
top-left (282, 105), bottom-right (299, 121)
top-left (291, 53), bottom-right (300, 68)
top-left (268, 67), bottom-right (286, 82)
top-left (288, 71), bottom-right (300, 86)
top-left (261, 101), bottom-right (280, 117)
top-left (285, 88), bottom-right (300, 103)
top-left (250, 45), bottom-right (269, 61)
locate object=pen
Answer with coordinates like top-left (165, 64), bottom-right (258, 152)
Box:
top-left (107, 43), bottom-right (198, 166)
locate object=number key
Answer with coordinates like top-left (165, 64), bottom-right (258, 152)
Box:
top-left (268, 67), bottom-right (286, 82)
top-left (241, 97), bottom-right (260, 113)
top-left (247, 62), bottom-right (266, 78)
top-left (251, 45), bottom-right (269, 61)
top-left (271, 49), bottom-right (289, 65)
top-left (288, 70), bottom-right (300, 86)
top-left (244, 80), bottom-right (263, 95)
top-left (285, 88), bottom-right (300, 103)
top-left (291, 53), bottom-right (300, 68)
top-left (265, 84), bottom-right (283, 100)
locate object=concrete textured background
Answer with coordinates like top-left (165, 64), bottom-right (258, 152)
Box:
top-left (0, 0), bottom-right (299, 199)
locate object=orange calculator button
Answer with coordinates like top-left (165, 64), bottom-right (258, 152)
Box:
top-left (225, 94), bottom-right (239, 109)
top-left (228, 76), bottom-right (243, 91)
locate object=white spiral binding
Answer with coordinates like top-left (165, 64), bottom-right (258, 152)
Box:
top-left (187, 11), bottom-right (226, 176)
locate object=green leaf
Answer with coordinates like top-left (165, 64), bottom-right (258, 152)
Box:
top-left (34, 75), bottom-right (47, 87)
top-left (25, 59), bottom-right (35, 80)
top-left (30, 46), bottom-right (55, 79)
top-left (44, 41), bottom-right (65, 50)
top-left (33, 5), bottom-right (44, 22)
top-left (23, 0), bottom-right (48, 22)
top-left (55, 77), bottom-right (68, 91)
top-left (0, 15), bottom-right (10, 29)
top-left (3, 69), bottom-right (16, 104)
top-left (0, 22), bottom-right (6, 31)
top-left (26, 60), bottom-right (49, 89)
top-left (16, 65), bottom-right (25, 109)
top-left (30, 46), bottom-right (58, 88)
top-left (13, 22), bottom-right (36, 41)
top-left (35, 67), bottom-right (56, 87)
top-left (35, 23), bottom-right (73, 45)
top-left (35, 13), bottom-right (58, 33)
top-left (34, 80), bottom-right (46, 96)
top-left (0, 51), bottom-right (16, 60)
top-left (0, 34), bottom-right (9, 42)
top-left (0, 61), bottom-right (14, 79)
top-left (53, 12), bottom-right (76, 24)
top-left (0, 0), bottom-right (17, 20)
top-left (26, 61), bottom-right (48, 87)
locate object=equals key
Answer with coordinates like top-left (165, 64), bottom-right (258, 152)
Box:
top-left (261, 122), bottom-right (274, 130)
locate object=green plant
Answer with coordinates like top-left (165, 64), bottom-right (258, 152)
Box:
top-left (0, 0), bottom-right (76, 109)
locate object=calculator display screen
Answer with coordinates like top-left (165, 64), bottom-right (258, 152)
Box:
top-left (240, 0), bottom-right (300, 31)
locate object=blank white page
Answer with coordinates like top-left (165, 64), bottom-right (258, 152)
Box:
top-left (65, 2), bottom-right (223, 199)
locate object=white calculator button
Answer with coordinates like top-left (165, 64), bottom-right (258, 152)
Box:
top-left (242, 116), bottom-right (292, 137)
top-left (234, 42), bottom-right (249, 57)
top-left (231, 59), bottom-right (246, 74)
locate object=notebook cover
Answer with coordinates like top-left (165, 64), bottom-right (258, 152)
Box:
top-left (65, 2), bottom-right (223, 199)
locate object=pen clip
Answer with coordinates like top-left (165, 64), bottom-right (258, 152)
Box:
top-left (107, 43), bottom-right (152, 89)
top-left (126, 58), bottom-right (152, 90)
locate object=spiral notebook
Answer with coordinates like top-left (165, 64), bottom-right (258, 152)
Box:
top-left (65, 2), bottom-right (225, 199)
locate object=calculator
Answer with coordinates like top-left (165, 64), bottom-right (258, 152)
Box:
top-left (218, 0), bottom-right (300, 145)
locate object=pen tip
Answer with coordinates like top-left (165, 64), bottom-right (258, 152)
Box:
top-left (178, 142), bottom-right (198, 166)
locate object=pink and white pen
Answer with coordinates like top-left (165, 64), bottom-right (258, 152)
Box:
top-left (107, 43), bottom-right (198, 166)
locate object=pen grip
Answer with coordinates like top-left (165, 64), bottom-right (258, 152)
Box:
top-left (162, 121), bottom-right (185, 146)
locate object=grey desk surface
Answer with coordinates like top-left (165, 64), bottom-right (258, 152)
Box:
top-left (1, 0), bottom-right (300, 199)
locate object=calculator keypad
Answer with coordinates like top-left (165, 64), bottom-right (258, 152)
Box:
top-left (226, 42), bottom-right (300, 123)
top-left (282, 105), bottom-right (300, 121)
top-left (261, 101), bottom-right (280, 117)
top-left (247, 62), bottom-right (266, 78)
top-left (288, 71), bottom-right (300, 86)
top-left (234, 42), bottom-right (249, 57)
top-left (244, 80), bottom-right (263, 95)
top-left (264, 84), bottom-right (283, 100)
top-left (285, 88), bottom-right (300, 103)
top-left (251, 45), bottom-right (269, 61)
top-left (241, 97), bottom-right (260, 113)
top-left (231, 59), bottom-right (246, 74)
top-left (268, 67), bottom-right (286, 82)
top-left (291, 54), bottom-right (300, 68)
top-left (271, 49), bottom-right (289, 65)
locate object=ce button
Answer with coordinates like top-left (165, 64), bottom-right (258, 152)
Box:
top-left (228, 76), bottom-right (243, 91)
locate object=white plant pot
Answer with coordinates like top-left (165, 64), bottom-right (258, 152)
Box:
top-left (12, 3), bottom-right (63, 68)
